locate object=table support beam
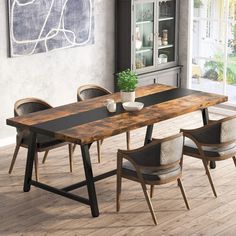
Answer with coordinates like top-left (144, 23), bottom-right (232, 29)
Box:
top-left (23, 133), bottom-right (115, 217)
top-left (80, 144), bottom-right (99, 217)
top-left (144, 125), bottom-right (154, 145)
top-left (31, 180), bottom-right (90, 205)
top-left (202, 108), bottom-right (209, 125)
top-left (24, 132), bottom-right (37, 192)
top-left (62, 169), bottom-right (117, 192)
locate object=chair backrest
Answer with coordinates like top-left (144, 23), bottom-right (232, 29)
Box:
top-left (126, 133), bottom-right (183, 168)
top-left (160, 134), bottom-right (184, 166)
top-left (14, 98), bottom-right (52, 117)
top-left (14, 98), bottom-right (52, 138)
top-left (220, 115), bottom-right (236, 143)
top-left (77, 84), bottom-right (111, 101)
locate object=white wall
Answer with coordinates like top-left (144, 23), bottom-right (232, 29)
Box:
top-left (179, 0), bottom-right (192, 88)
top-left (0, 0), bottom-right (115, 144)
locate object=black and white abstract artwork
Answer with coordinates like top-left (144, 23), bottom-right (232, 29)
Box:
top-left (8, 0), bottom-right (94, 57)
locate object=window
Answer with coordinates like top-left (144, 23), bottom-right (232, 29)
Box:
top-left (191, 0), bottom-right (236, 105)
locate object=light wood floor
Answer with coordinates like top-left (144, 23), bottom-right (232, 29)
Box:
top-left (1, 107), bottom-right (236, 236)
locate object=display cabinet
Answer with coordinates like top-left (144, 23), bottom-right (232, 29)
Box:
top-left (115, 0), bottom-right (180, 88)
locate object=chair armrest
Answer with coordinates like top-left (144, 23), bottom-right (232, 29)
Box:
top-left (182, 132), bottom-right (203, 149)
top-left (152, 132), bottom-right (182, 143)
top-left (119, 151), bottom-right (179, 171)
top-left (118, 133), bottom-right (182, 155)
top-left (208, 119), bottom-right (218, 124)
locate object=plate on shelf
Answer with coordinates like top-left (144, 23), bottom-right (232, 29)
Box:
top-left (122, 102), bottom-right (144, 111)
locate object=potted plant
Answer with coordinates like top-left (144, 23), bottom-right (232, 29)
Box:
top-left (117, 69), bottom-right (138, 102)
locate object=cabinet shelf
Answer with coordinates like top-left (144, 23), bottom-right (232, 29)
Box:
top-left (159, 17), bottom-right (174, 21)
top-left (115, 0), bottom-right (179, 89)
top-left (136, 47), bottom-right (153, 54)
top-left (136, 20), bottom-right (154, 25)
top-left (158, 44), bottom-right (174, 49)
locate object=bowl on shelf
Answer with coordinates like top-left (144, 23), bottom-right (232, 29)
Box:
top-left (122, 102), bottom-right (144, 111)
top-left (136, 40), bottom-right (142, 50)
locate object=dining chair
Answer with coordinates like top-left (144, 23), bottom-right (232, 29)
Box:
top-left (77, 84), bottom-right (131, 163)
top-left (181, 115), bottom-right (236, 197)
top-left (116, 133), bottom-right (190, 225)
top-left (9, 98), bottom-right (73, 181)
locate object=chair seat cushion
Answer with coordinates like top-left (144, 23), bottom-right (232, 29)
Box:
top-left (184, 138), bottom-right (236, 157)
top-left (22, 134), bottom-right (65, 150)
top-left (122, 161), bottom-right (181, 182)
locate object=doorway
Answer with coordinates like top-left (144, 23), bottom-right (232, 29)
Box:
top-left (191, 0), bottom-right (236, 104)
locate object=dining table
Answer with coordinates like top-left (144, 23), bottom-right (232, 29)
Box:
top-left (6, 84), bottom-right (228, 217)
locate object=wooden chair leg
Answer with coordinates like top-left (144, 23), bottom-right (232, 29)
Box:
top-left (177, 178), bottom-right (190, 210)
top-left (34, 152), bottom-right (39, 181)
top-left (178, 156), bottom-right (184, 186)
top-left (180, 156), bottom-right (184, 169)
top-left (116, 157), bottom-right (122, 212)
top-left (126, 132), bottom-right (130, 150)
top-left (68, 144), bottom-right (73, 172)
top-left (150, 185), bottom-right (154, 198)
top-left (140, 181), bottom-right (157, 225)
top-left (97, 141), bottom-right (101, 163)
top-left (8, 143), bottom-right (21, 174)
top-left (100, 139), bottom-right (104, 145)
top-left (205, 160), bottom-right (210, 175)
top-left (42, 150), bottom-right (49, 164)
top-left (202, 159), bottom-right (217, 197)
top-left (233, 156), bottom-right (236, 167)
top-left (72, 144), bottom-right (76, 153)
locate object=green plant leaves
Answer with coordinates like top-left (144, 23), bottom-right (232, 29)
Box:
top-left (117, 69), bottom-right (138, 92)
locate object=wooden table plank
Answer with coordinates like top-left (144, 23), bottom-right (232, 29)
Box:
top-left (6, 84), bottom-right (227, 145)
top-left (6, 84), bottom-right (173, 128)
top-left (53, 92), bottom-right (227, 144)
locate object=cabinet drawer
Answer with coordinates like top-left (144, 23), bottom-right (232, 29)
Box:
top-left (137, 75), bottom-right (156, 87)
top-left (157, 69), bottom-right (180, 87)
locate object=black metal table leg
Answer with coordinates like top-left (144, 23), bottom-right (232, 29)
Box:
top-left (209, 161), bottom-right (216, 169)
top-left (202, 108), bottom-right (209, 125)
top-left (144, 125), bottom-right (154, 145)
top-left (201, 108), bottom-right (216, 169)
top-left (24, 132), bottom-right (37, 192)
top-left (80, 144), bottom-right (99, 217)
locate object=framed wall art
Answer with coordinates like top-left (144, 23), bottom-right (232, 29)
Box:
top-left (8, 0), bottom-right (94, 57)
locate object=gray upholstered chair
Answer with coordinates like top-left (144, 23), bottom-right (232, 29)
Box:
top-left (77, 84), bottom-right (131, 163)
top-left (9, 98), bottom-right (73, 181)
top-left (116, 133), bottom-right (190, 225)
top-left (181, 115), bottom-right (236, 197)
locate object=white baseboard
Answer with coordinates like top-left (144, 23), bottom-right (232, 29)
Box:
top-left (0, 136), bottom-right (15, 148)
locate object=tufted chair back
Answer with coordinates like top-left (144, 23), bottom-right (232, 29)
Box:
top-left (159, 135), bottom-right (184, 166)
top-left (14, 98), bottom-right (52, 117)
top-left (77, 84), bottom-right (111, 101)
top-left (220, 116), bottom-right (236, 143)
top-left (14, 98), bottom-right (52, 137)
top-left (122, 133), bottom-right (183, 169)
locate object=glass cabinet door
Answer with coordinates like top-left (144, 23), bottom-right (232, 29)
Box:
top-left (134, 2), bottom-right (155, 71)
top-left (157, 0), bottom-right (176, 65)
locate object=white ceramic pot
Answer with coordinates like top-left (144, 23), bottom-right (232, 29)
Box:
top-left (121, 91), bottom-right (135, 103)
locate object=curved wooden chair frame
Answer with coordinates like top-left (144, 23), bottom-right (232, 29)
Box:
top-left (181, 115), bottom-right (236, 197)
top-left (9, 98), bottom-right (73, 181)
top-left (116, 133), bottom-right (190, 225)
